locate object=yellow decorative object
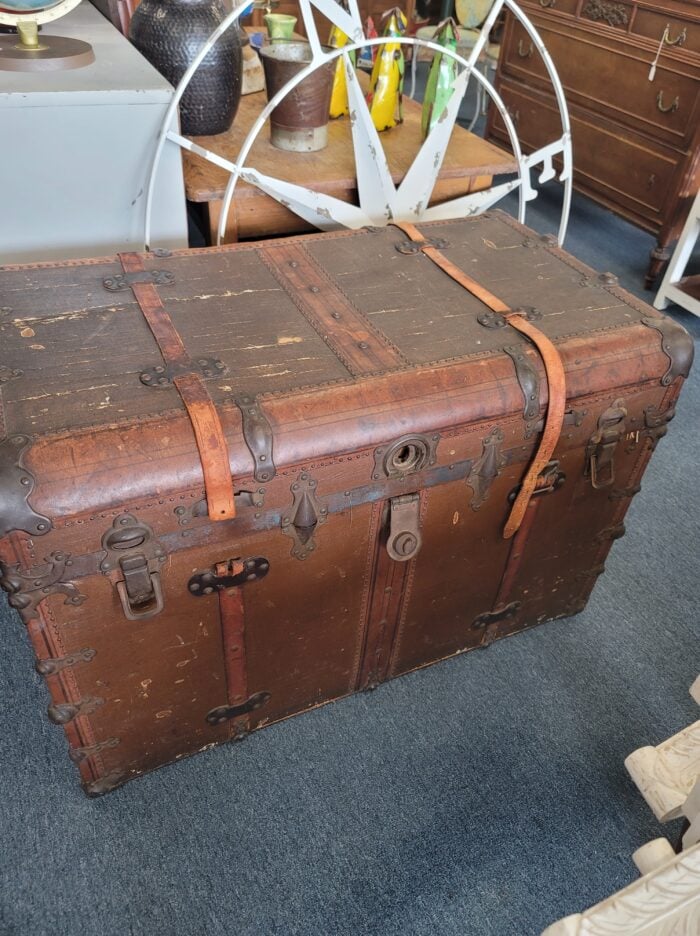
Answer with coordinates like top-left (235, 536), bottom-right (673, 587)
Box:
top-left (328, 24), bottom-right (355, 119)
top-left (366, 7), bottom-right (407, 132)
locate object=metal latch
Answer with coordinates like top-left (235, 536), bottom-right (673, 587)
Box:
top-left (101, 514), bottom-right (166, 621)
top-left (281, 473), bottom-right (328, 560)
top-left (386, 493), bottom-right (422, 562)
top-left (116, 556), bottom-right (164, 621)
top-left (585, 399), bottom-right (627, 489)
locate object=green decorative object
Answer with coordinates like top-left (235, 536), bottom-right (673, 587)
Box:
top-left (421, 18), bottom-right (459, 141)
top-left (264, 12), bottom-right (297, 42)
top-left (455, 0), bottom-right (493, 29)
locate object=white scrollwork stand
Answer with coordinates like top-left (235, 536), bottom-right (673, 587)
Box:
top-left (654, 190), bottom-right (700, 319)
top-left (543, 677), bottom-right (700, 935)
top-left (625, 676), bottom-right (700, 849)
top-left (143, 0), bottom-right (572, 250)
top-left (541, 842), bottom-right (700, 936)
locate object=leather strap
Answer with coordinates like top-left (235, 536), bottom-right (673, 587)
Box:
top-left (217, 561), bottom-right (250, 739)
top-left (119, 253), bottom-right (235, 522)
top-left (357, 510), bottom-right (415, 691)
top-left (391, 222), bottom-right (567, 539)
top-left (259, 243), bottom-right (406, 376)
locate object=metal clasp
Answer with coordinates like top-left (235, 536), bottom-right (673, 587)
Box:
top-left (586, 399), bottom-right (627, 489)
top-left (116, 556), bottom-right (164, 621)
top-left (281, 473), bottom-right (328, 560)
top-left (101, 514), bottom-right (166, 621)
top-left (386, 493), bottom-right (422, 562)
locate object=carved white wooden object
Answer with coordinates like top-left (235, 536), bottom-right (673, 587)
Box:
top-left (625, 720), bottom-right (700, 822)
top-left (690, 676), bottom-right (700, 706)
top-left (143, 0), bottom-right (573, 249)
top-left (541, 842), bottom-right (700, 936)
top-left (632, 837), bottom-right (676, 876)
top-left (682, 780), bottom-right (700, 849)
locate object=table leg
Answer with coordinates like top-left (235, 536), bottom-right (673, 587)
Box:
top-left (207, 199), bottom-right (239, 246)
top-left (645, 242), bottom-right (673, 291)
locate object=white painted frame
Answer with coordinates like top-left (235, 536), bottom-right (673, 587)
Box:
top-left (654, 189), bottom-right (700, 318)
top-left (144, 0), bottom-right (572, 249)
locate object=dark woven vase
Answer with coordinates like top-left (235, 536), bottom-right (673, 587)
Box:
top-left (129, 0), bottom-right (242, 136)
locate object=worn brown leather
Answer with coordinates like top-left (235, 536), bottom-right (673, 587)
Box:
top-left (119, 253), bottom-right (236, 522)
top-left (390, 221), bottom-right (567, 538)
top-left (0, 215), bottom-right (690, 794)
top-left (501, 312), bottom-right (567, 538)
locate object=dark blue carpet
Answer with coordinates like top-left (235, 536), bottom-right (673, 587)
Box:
top-left (1, 110), bottom-right (699, 935)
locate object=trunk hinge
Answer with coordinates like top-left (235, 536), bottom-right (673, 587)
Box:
top-left (0, 434), bottom-right (51, 538)
top-left (234, 395), bottom-right (276, 483)
top-left (0, 551), bottom-right (87, 624)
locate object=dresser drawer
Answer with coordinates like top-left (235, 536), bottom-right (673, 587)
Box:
top-left (501, 16), bottom-right (700, 148)
top-left (632, 6), bottom-right (700, 60)
top-left (520, 0), bottom-right (579, 16)
top-left (491, 78), bottom-right (683, 232)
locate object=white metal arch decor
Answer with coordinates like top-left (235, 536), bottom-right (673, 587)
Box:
top-left (144, 0), bottom-right (572, 250)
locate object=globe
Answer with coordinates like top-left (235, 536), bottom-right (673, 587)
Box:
top-left (1, 0), bottom-right (70, 11)
top-left (0, 0), bottom-right (94, 70)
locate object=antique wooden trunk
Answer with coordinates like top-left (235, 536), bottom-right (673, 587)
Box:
top-left (0, 214), bottom-right (692, 794)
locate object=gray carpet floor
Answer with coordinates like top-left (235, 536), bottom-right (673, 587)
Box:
top-left (1, 109), bottom-right (699, 935)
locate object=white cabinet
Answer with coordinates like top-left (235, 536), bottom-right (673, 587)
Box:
top-left (0, 3), bottom-right (188, 263)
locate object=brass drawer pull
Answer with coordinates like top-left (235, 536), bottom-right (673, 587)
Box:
top-left (657, 91), bottom-right (680, 114)
top-left (664, 26), bottom-right (687, 47)
top-left (517, 40), bottom-right (534, 58)
top-left (539, 0), bottom-right (556, 7)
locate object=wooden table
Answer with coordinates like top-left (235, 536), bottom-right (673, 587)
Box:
top-left (183, 72), bottom-right (517, 244)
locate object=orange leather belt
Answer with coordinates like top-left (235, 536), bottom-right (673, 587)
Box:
top-left (119, 253), bottom-right (236, 522)
top-left (391, 222), bottom-right (567, 540)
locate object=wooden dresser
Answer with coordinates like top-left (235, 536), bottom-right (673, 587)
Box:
top-left (486, 0), bottom-right (700, 288)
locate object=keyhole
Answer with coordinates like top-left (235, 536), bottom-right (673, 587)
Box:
top-left (390, 444), bottom-right (421, 473)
